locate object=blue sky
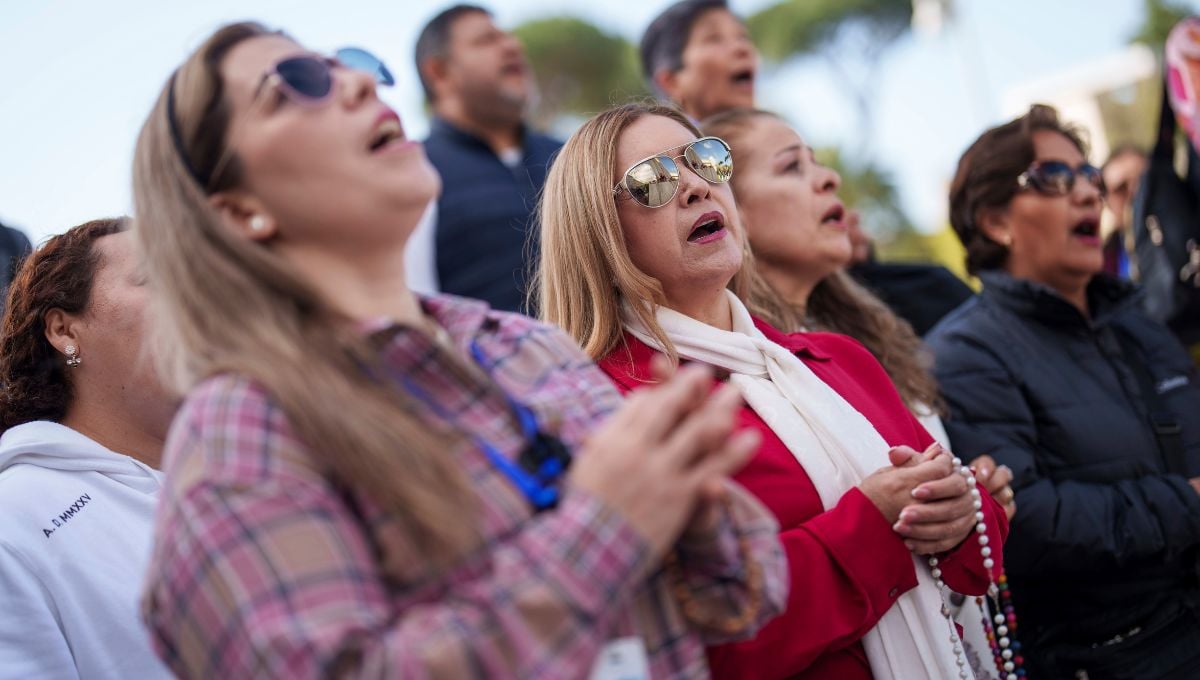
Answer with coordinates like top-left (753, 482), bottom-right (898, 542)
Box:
top-left (1, 0), bottom-right (1197, 244)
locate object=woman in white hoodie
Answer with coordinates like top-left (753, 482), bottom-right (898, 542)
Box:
top-left (0, 217), bottom-right (174, 679)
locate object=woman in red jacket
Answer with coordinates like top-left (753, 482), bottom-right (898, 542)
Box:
top-left (536, 102), bottom-right (1009, 679)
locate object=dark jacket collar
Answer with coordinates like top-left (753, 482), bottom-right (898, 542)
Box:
top-left (429, 116), bottom-right (529, 155)
top-left (978, 270), bottom-right (1140, 329)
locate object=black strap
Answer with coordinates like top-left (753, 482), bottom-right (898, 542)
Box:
top-left (1152, 76), bottom-right (1177, 166)
top-left (1112, 326), bottom-right (1188, 476)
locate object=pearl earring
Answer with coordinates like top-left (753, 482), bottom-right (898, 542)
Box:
top-left (249, 215), bottom-right (267, 233)
top-left (64, 344), bottom-right (81, 368)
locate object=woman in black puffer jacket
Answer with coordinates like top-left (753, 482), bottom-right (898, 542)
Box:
top-left (928, 104), bottom-right (1200, 680)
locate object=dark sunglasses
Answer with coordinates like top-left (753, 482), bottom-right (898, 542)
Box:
top-left (613, 137), bottom-right (734, 208)
top-left (1016, 161), bottom-right (1106, 198)
top-left (166, 46), bottom-right (394, 188)
top-left (259, 47), bottom-right (395, 105)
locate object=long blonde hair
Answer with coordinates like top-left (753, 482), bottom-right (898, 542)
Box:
top-left (132, 22), bottom-right (476, 566)
top-left (705, 108), bottom-right (943, 413)
top-left (536, 102), bottom-right (751, 363)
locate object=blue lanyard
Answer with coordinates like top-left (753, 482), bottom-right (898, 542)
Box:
top-left (398, 338), bottom-right (568, 512)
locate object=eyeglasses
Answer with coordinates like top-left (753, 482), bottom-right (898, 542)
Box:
top-left (1016, 160), bottom-right (1107, 198)
top-left (166, 46), bottom-right (395, 188)
top-left (613, 137), bottom-right (734, 208)
top-left (257, 47), bottom-right (395, 106)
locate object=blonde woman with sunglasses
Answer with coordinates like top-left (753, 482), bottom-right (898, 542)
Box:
top-left (537, 102), bottom-right (1008, 680)
top-left (131, 23), bottom-right (787, 679)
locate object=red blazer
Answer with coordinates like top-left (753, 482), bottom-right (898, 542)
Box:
top-left (597, 319), bottom-right (1009, 680)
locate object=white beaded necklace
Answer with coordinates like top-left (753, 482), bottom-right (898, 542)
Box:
top-left (928, 457), bottom-right (1017, 680)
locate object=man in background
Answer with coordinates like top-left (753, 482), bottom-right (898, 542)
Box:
top-left (413, 4), bottom-right (561, 313)
top-left (640, 0), bottom-right (757, 123)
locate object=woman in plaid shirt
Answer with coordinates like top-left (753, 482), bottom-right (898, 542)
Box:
top-left (128, 22), bottom-right (787, 680)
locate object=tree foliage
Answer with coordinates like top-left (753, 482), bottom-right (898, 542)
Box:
top-left (745, 0), bottom-right (912, 62)
top-left (814, 146), bottom-right (911, 238)
top-left (1130, 0), bottom-right (1194, 50)
top-left (510, 3), bottom-right (947, 269)
top-left (812, 145), bottom-right (961, 266)
top-left (1101, 1), bottom-right (1197, 153)
top-left (514, 17), bottom-right (648, 128)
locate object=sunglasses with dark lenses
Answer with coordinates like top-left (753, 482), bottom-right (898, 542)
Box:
top-left (613, 137), bottom-right (734, 208)
top-left (1016, 161), bottom-right (1107, 198)
top-left (167, 46), bottom-right (395, 190)
top-left (262, 47), bottom-right (395, 105)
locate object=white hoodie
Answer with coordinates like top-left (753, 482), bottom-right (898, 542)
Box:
top-left (0, 421), bottom-right (171, 680)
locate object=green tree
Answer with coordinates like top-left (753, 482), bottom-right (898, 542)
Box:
top-left (748, 0), bottom-right (912, 154)
top-left (746, 0), bottom-right (912, 62)
top-left (513, 5), bottom-right (931, 264)
top-left (813, 145), bottom-right (941, 262)
top-left (514, 17), bottom-right (648, 128)
top-left (814, 146), bottom-right (909, 237)
top-left (746, 0), bottom-right (922, 260)
top-left (1097, 0), bottom-right (1197, 155)
top-left (1130, 0), bottom-right (1194, 50)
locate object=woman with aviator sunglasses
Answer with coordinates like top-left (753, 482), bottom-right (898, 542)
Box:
top-left (538, 102), bottom-right (1008, 679)
top-left (133, 23), bottom-right (788, 679)
top-left (928, 104), bottom-right (1200, 678)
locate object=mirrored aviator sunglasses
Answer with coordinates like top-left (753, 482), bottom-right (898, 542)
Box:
top-left (614, 137), bottom-right (734, 208)
top-left (268, 46), bottom-right (395, 105)
top-left (1016, 160), bottom-right (1106, 198)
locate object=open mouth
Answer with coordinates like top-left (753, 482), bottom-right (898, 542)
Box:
top-left (1072, 218), bottom-right (1100, 239)
top-left (688, 212), bottom-right (727, 243)
top-left (821, 203), bottom-right (846, 227)
top-left (500, 61), bottom-right (527, 77)
top-left (368, 117), bottom-right (405, 153)
top-left (731, 68), bottom-right (754, 86)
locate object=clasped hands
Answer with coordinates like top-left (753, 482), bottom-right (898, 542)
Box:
top-left (860, 444), bottom-right (1015, 555)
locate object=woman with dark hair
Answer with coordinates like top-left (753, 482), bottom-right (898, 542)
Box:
top-left (133, 22), bottom-right (785, 679)
top-left (928, 104), bottom-right (1200, 679)
top-left (539, 101), bottom-right (1009, 680)
top-left (0, 218), bottom-right (173, 679)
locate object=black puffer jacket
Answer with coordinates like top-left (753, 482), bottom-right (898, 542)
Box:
top-left (928, 271), bottom-right (1200, 648)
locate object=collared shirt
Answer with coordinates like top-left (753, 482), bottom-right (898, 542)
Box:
top-left (403, 201), bottom-right (439, 295)
top-left (142, 293), bottom-right (787, 679)
top-left (424, 117), bottom-right (562, 314)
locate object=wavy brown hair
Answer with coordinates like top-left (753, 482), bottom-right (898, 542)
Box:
top-left (949, 104), bottom-right (1088, 275)
top-left (703, 108), bottom-right (942, 413)
top-left (132, 22), bottom-right (477, 566)
top-left (0, 218), bottom-right (128, 430)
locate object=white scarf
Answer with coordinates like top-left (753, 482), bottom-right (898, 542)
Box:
top-left (622, 291), bottom-right (971, 680)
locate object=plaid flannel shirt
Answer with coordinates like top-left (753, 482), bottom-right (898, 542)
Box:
top-left (142, 294), bottom-right (787, 679)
